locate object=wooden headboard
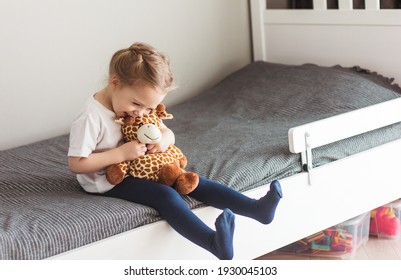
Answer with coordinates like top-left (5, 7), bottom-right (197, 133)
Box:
top-left (251, 0), bottom-right (401, 84)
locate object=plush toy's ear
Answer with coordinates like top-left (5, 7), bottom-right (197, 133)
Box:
top-left (155, 103), bottom-right (173, 120)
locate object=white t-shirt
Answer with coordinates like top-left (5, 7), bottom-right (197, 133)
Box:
top-left (68, 96), bottom-right (124, 193)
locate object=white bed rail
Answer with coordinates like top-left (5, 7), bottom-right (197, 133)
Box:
top-left (288, 97), bottom-right (401, 185)
top-left (313, 0), bottom-right (379, 10)
top-left (259, 0), bottom-right (401, 26)
top-left (288, 97), bottom-right (401, 153)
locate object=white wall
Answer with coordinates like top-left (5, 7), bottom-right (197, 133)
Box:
top-left (0, 0), bottom-right (251, 150)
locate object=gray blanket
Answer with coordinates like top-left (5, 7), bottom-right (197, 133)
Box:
top-left (169, 62), bottom-right (401, 191)
top-left (1, 61), bottom-right (400, 259)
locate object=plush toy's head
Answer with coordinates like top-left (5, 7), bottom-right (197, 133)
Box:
top-left (137, 123), bottom-right (161, 144)
top-left (116, 104), bottom-right (173, 143)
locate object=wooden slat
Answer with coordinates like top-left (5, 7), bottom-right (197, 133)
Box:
top-left (250, 0), bottom-right (266, 61)
top-left (365, 0), bottom-right (380, 10)
top-left (339, 0), bottom-right (353, 10)
top-left (313, 0), bottom-right (327, 10)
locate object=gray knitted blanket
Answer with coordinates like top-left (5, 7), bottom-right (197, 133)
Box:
top-left (1, 61), bottom-right (400, 259)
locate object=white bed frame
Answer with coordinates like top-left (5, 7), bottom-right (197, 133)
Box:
top-left (50, 0), bottom-right (401, 260)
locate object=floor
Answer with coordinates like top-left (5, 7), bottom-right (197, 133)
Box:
top-left (255, 236), bottom-right (401, 260)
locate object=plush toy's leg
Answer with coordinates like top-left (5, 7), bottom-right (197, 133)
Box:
top-left (158, 160), bottom-right (199, 195)
top-left (105, 161), bottom-right (129, 185)
top-left (157, 161), bottom-right (183, 187)
top-left (175, 172), bottom-right (199, 195)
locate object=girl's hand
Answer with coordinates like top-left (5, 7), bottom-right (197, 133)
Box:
top-left (146, 126), bottom-right (175, 154)
top-left (146, 142), bottom-right (169, 154)
top-left (118, 140), bottom-right (147, 160)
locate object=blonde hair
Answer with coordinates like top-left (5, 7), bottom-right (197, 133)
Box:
top-left (109, 42), bottom-right (175, 92)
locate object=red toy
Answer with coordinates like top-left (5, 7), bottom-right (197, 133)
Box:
top-left (370, 206), bottom-right (401, 237)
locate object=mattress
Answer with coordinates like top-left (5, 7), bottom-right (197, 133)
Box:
top-left (1, 61), bottom-right (401, 259)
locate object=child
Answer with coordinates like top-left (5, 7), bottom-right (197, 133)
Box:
top-left (68, 42), bottom-right (282, 260)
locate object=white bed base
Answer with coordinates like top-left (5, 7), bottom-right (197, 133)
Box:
top-left (50, 0), bottom-right (401, 260)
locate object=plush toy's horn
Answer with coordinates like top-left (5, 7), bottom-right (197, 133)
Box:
top-left (115, 117), bottom-right (125, 125)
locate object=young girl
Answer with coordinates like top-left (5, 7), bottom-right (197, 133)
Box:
top-left (68, 42), bottom-right (282, 260)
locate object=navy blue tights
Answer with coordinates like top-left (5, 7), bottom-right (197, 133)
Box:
top-left (102, 176), bottom-right (282, 260)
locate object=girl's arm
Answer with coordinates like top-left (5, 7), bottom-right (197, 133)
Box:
top-left (68, 140), bottom-right (147, 174)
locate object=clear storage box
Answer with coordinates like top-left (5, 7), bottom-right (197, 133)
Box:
top-left (369, 199), bottom-right (401, 239)
top-left (277, 212), bottom-right (370, 259)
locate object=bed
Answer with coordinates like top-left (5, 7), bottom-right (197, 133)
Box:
top-left (1, 0), bottom-right (401, 260)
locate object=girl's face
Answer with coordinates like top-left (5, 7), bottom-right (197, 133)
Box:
top-left (110, 78), bottom-right (166, 118)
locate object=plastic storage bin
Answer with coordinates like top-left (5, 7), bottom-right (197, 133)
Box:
top-left (277, 212), bottom-right (370, 259)
top-left (369, 199), bottom-right (401, 239)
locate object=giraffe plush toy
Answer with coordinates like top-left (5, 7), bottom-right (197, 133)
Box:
top-left (105, 104), bottom-right (199, 195)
